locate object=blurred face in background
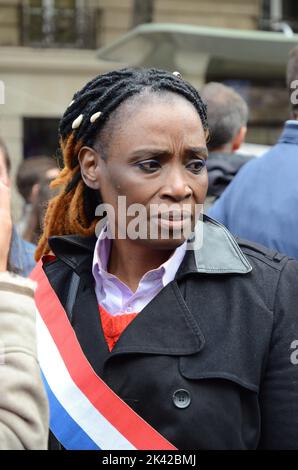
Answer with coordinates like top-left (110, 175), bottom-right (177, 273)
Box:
top-left (0, 148), bottom-right (10, 187)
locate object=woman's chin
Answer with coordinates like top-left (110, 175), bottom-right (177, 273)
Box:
top-left (132, 235), bottom-right (188, 250)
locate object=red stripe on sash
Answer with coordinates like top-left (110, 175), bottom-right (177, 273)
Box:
top-left (30, 261), bottom-right (177, 450)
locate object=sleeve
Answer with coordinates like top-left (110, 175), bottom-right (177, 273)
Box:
top-left (258, 259), bottom-right (298, 449)
top-left (0, 272), bottom-right (49, 450)
top-left (207, 158), bottom-right (254, 225)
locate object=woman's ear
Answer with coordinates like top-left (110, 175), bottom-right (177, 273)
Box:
top-left (78, 146), bottom-right (102, 190)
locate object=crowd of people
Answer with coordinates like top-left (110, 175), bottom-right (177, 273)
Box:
top-left (0, 45), bottom-right (298, 450)
top-left (209, 46), bottom-right (298, 259)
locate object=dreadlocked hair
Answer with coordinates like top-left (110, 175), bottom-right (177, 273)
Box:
top-left (35, 67), bottom-right (209, 261)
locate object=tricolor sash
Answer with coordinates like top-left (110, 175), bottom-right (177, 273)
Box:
top-left (30, 261), bottom-right (176, 450)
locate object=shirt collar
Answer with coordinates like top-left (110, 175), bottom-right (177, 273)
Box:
top-left (94, 224), bottom-right (112, 272)
top-left (92, 224), bottom-right (187, 287)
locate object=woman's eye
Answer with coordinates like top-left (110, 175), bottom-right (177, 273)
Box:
top-left (137, 160), bottom-right (161, 173)
top-left (186, 159), bottom-right (206, 174)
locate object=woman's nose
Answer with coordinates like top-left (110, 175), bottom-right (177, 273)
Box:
top-left (160, 169), bottom-right (192, 201)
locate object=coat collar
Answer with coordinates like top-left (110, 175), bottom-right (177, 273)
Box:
top-left (176, 215), bottom-right (252, 277)
top-left (46, 216), bottom-right (252, 363)
top-left (278, 120), bottom-right (298, 146)
top-left (48, 215), bottom-right (252, 277)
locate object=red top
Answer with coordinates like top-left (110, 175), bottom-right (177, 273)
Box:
top-left (99, 305), bottom-right (138, 351)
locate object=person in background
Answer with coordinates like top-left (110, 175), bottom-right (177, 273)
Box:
top-left (201, 82), bottom-right (254, 210)
top-left (208, 47), bottom-right (298, 259)
top-left (16, 155), bottom-right (59, 239)
top-left (23, 175), bottom-right (60, 245)
top-left (0, 138), bottom-right (35, 276)
top-left (0, 166), bottom-right (49, 449)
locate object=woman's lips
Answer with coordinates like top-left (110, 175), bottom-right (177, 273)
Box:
top-left (152, 211), bottom-right (193, 231)
top-left (158, 211), bottom-right (192, 221)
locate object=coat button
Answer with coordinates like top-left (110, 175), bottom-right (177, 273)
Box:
top-left (172, 389), bottom-right (191, 409)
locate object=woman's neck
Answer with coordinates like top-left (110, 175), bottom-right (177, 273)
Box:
top-left (107, 239), bottom-right (174, 292)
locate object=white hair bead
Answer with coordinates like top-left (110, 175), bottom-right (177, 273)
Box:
top-left (173, 71), bottom-right (182, 78)
top-left (72, 114), bottom-right (83, 129)
top-left (90, 111), bottom-right (102, 123)
top-left (68, 99), bottom-right (75, 108)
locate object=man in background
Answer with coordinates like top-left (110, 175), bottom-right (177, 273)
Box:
top-left (208, 47), bottom-right (298, 259)
top-left (201, 82), bottom-right (254, 209)
top-left (16, 155), bottom-right (59, 238)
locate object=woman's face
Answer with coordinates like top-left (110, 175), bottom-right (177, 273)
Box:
top-left (82, 93), bottom-right (208, 249)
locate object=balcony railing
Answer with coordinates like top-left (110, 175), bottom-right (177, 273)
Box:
top-left (20, 1), bottom-right (99, 49)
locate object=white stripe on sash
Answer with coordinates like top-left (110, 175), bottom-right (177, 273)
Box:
top-left (36, 311), bottom-right (136, 450)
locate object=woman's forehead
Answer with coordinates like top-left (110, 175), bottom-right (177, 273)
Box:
top-left (112, 93), bottom-right (204, 137)
top-left (104, 105), bottom-right (206, 159)
top-left (94, 90), bottom-right (206, 157)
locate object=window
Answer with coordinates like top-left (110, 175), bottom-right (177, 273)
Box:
top-left (21, 0), bottom-right (97, 48)
top-left (23, 117), bottom-right (60, 163)
top-left (261, 0), bottom-right (298, 33)
top-left (283, 0), bottom-right (298, 31)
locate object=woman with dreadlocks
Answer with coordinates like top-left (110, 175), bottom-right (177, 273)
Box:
top-left (32, 68), bottom-right (298, 450)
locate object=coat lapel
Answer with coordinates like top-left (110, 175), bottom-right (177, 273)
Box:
top-left (70, 274), bottom-right (111, 376)
top-left (107, 279), bottom-right (205, 358)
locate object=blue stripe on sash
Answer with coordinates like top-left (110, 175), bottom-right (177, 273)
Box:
top-left (41, 372), bottom-right (101, 450)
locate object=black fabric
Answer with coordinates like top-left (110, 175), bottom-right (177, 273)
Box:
top-left (45, 233), bottom-right (298, 450)
top-left (207, 151), bottom-right (254, 198)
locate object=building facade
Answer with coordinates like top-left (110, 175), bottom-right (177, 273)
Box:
top-left (0, 0), bottom-right (296, 215)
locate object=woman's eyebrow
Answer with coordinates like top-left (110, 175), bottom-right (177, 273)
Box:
top-left (130, 149), bottom-right (172, 159)
top-left (187, 147), bottom-right (208, 159)
top-left (130, 146), bottom-right (208, 160)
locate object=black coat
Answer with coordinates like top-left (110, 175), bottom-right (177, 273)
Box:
top-left (45, 217), bottom-right (298, 450)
